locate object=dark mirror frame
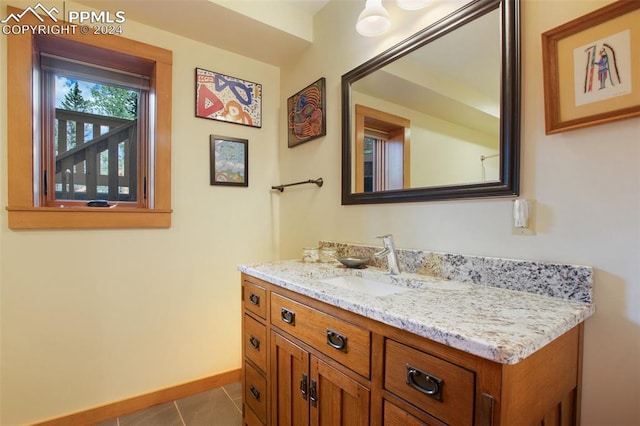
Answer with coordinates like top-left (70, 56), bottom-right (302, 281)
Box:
top-left (341, 0), bottom-right (520, 204)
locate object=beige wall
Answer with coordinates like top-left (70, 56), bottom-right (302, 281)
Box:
top-left (0, 1), bottom-right (280, 424)
top-left (279, 0), bottom-right (639, 424)
top-left (1, 0), bottom-right (638, 425)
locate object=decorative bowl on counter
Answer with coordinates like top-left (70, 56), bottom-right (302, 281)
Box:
top-left (337, 256), bottom-right (370, 268)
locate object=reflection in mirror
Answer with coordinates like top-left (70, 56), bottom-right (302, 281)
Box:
top-left (342, 0), bottom-right (520, 204)
top-left (353, 9), bottom-right (500, 191)
top-left (356, 105), bottom-right (410, 192)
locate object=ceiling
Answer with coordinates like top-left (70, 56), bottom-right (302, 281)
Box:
top-left (74, 0), bottom-right (331, 66)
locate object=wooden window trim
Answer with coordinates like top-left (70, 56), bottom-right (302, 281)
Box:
top-left (354, 104), bottom-right (411, 193)
top-left (5, 7), bottom-right (172, 229)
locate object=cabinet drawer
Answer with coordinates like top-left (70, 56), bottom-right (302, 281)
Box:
top-left (244, 314), bottom-right (267, 371)
top-left (243, 402), bottom-right (264, 426)
top-left (271, 293), bottom-right (371, 378)
top-left (244, 361), bottom-right (267, 424)
top-left (384, 339), bottom-right (474, 425)
top-left (383, 400), bottom-right (445, 426)
top-left (243, 280), bottom-right (267, 319)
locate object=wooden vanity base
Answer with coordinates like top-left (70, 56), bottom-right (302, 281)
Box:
top-left (241, 273), bottom-right (583, 426)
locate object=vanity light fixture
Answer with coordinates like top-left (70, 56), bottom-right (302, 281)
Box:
top-left (356, 0), bottom-right (431, 36)
top-left (356, 0), bottom-right (391, 37)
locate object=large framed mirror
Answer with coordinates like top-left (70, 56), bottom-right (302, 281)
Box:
top-left (341, 0), bottom-right (520, 204)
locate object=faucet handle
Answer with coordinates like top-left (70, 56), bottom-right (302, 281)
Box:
top-left (376, 234), bottom-right (392, 239)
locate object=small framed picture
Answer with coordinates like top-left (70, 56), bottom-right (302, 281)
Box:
top-left (542, 1), bottom-right (640, 134)
top-left (210, 135), bottom-right (248, 187)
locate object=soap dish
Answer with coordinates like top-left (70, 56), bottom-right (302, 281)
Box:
top-left (337, 256), bottom-right (370, 269)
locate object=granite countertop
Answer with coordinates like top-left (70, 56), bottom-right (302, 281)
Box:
top-left (238, 260), bottom-right (595, 365)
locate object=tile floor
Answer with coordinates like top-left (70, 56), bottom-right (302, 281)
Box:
top-left (94, 382), bottom-right (242, 426)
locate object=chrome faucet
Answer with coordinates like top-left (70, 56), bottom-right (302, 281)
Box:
top-left (374, 234), bottom-right (400, 275)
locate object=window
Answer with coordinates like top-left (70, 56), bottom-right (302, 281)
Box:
top-left (6, 6), bottom-right (172, 229)
top-left (41, 52), bottom-right (147, 206)
top-left (354, 105), bottom-right (410, 193)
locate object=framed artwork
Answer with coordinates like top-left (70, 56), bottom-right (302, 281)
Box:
top-left (196, 68), bottom-right (262, 128)
top-left (542, 1), bottom-right (640, 134)
top-left (287, 77), bottom-right (326, 147)
top-left (210, 135), bottom-right (248, 187)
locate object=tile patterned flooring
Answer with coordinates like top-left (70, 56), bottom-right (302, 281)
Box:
top-left (95, 382), bottom-right (242, 426)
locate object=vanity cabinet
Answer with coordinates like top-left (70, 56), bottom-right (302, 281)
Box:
top-left (241, 273), bottom-right (584, 426)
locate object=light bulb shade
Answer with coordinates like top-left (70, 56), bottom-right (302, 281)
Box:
top-left (356, 0), bottom-right (391, 36)
top-left (397, 0), bottom-right (431, 10)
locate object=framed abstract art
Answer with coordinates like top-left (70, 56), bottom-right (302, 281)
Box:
top-left (196, 68), bottom-right (262, 128)
top-left (287, 77), bottom-right (326, 147)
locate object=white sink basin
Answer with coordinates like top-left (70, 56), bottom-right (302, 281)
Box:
top-left (319, 275), bottom-right (408, 297)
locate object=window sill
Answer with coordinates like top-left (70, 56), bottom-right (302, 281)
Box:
top-left (6, 206), bottom-right (172, 229)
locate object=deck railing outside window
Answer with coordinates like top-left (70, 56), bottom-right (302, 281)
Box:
top-left (54, 109), bottom-right (138, 202)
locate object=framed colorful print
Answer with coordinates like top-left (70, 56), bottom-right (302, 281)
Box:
top-left (196, 68), bottom-right (262, 128)
top-left (542, 1), bottom-right (640, 134)
top-left (287, 77), bottom-right (326, 147)
top-left (210, 135), bottom-right (248, 187)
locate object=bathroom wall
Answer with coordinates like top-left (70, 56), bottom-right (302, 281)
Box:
top-left (278, 0), bottom-right (639, 424)
top-left (0, 1), bottom-right (280, 424)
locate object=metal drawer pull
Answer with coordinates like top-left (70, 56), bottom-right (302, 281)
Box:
top-left (309, 379), bottom-right (318, 407)
top-left (249, 335), bottom-right (260, 351)
top-left (406, 364), bottom-right (444, 401)
top-left (249, 293), bottom-right (260, 306)
top-left (326, 329), bottom-right (348, 352)
top-left (280, 308), bottom-right (295, 325)
top-left (249, 385), bottom-right (261, 401)
top-left (300, 373), bottom-right (308, 400)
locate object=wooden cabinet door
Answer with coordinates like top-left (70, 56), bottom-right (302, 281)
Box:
top-left (310, 357), bottom-right (370, 426)
top-left (271, 331), bottom-right (310, 426)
